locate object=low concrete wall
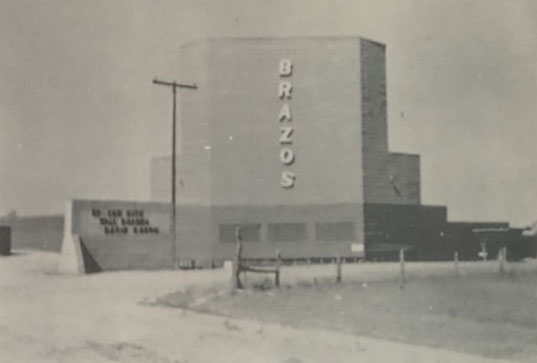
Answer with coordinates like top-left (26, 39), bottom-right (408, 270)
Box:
top-left (59, 199), bottom-right (174, 273)
top-left (0, 215), bottom-right (63, 252)
top-left (59, 199), bottom-right (367, 273)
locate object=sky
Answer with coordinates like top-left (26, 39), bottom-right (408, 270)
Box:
top-left (0, 0), bottom-right (535, 227)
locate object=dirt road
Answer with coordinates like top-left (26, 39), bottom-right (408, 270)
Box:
top-left (0, 251), bottom-right (515, 362)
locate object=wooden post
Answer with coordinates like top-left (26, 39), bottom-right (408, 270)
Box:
top-left (336, 253), bottom-right (342, 283)
top-left (231, 241), bottom-right (243, 289)
top-left (454, 251), bottom-right (459, 278)
top-left (399, 248), bottom-right (406, 287)
top-left (499, 246), bottom-right (506, 275)
top-left (152, 79), bottom-right (198, 269)
top-left (275, 250), bottom-right (281, 287)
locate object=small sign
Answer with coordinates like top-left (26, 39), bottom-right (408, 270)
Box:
top-left (351, 243), bottom-right (364, 253)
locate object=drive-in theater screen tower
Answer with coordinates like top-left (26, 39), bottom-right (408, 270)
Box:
top-left (151, 36), bottom-right (448, 266)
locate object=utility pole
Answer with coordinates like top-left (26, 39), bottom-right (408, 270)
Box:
top-left (153, 78), bottom-right (197, 269)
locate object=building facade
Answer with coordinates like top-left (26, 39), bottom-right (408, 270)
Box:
top-left (151, 36), bottom-right (439, 264)
top-left (2, 36), bottom-right (528, 272)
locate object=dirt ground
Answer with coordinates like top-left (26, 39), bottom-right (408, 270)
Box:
top-left (159, 264), bottom-right (536, 361)
top-left (0, 251), bottom-right (532, 362)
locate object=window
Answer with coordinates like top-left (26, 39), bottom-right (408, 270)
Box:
top-left (315, 222), bottom-right (355, 241)
top-left (219, 224), bottom-right (261, 243)
top-left (268, 223), bottom-right (307, 242)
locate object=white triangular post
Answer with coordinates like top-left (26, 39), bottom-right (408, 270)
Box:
top-left (57, 200), bottom-right (85, 274)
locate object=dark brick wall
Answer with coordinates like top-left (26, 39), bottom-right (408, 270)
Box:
top-left (360, 39), bottom-right (420, 205)
top-left (364, 203), bottom-right (447, 261)
top-left (506, 228), bottom-right (536, 261)
top-left (360, 39), bottom-right (388, 157)
top-left (0, 226), bottom-right (11, 255)
top-left (445, 222), bottom-right (510, 261)
top-left (362, 152), bottom-right (421, 205)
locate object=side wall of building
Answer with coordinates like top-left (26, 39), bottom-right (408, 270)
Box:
top-left (203, 38), bottom-right (364, 207)
top-left (59, 199), bottom-right (365, 272)
top-left (445, 222), bottom-right (510, 261)
top-left (364, 203), bottom-right (447, 261)
top-left (153, 38), bottom-right (372, 263)
top-left (360, 39), bottom-right (420, 205)
top-left (210, 203), bottom-right (364, 262)
top-left (0, 215), bottom-right (63, 252)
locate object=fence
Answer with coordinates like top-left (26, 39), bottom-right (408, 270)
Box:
top-left (231, 245), bottom-right (513, 290)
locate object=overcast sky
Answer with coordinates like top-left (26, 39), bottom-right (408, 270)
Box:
top-left (0, 0), bottom-right (535, 227)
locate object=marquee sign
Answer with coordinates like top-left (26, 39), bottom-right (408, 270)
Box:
top-left (278, 58), bottom-right (296, 188)
top-left (86, 207), bottom-right (170, 235)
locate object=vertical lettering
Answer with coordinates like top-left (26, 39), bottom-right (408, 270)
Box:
top-left (278, 81), bottom-right (292, 100)
top-left (279, 59), bottom-right (293, 76)
top-left (280, 171), bottom-right (296, 188)
top-left (279, 126), bottom-right (294, 144)
top-left (278, 59), bottom-right (295, 188)
top-left (278, 103), bottom-right (292, 122)
top-left (280, 148), bottom-right (295, 165)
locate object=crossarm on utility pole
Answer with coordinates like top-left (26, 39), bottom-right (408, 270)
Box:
top-left (153, 79), bottom-right (198, 89)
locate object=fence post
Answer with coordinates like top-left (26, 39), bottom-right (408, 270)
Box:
top-left (499, 246), bottom-right (506, 275)
top-left (399, 248), bottom-right (406, 287)
top-left (336, 253), bottom-right (342, 283)
top-left (275, 250), bottom-right (281, 287)
top-left (454, 251), bottom-right (459, 278)
top-left (231, 242), bottom-right (243, 289)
